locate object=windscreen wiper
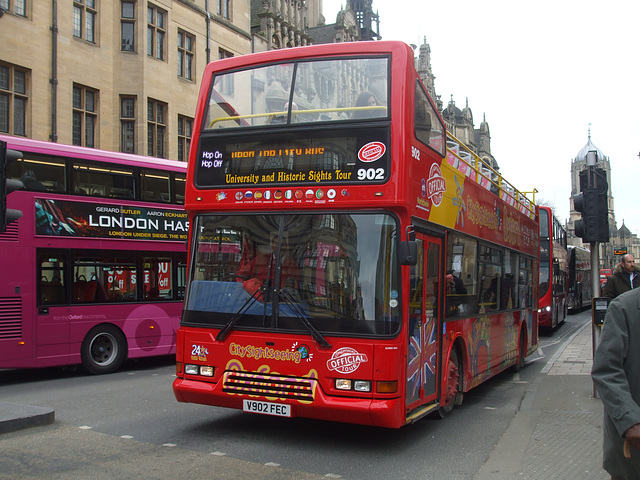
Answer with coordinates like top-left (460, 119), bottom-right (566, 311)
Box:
top-left (278, 289), bottom-right (332, 349)
top-left (219, 249), bottom-right (278, 341)
top-left (216, 286), bottom-right (266, 342)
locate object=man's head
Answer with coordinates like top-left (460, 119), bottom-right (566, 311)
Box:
top-left (621, 254), bottom-right (636, 274)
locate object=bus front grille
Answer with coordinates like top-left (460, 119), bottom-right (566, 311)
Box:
top-left (222, 371), bottom-right (316, 401)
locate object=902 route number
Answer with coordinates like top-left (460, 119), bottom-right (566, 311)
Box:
top-left (357, 168), bottom-right (384, 181)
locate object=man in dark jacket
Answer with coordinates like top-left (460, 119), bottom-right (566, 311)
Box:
top-left (592, 287), bottom-right (640, 479)
top-left (602, 254), bottom-right (639, 299)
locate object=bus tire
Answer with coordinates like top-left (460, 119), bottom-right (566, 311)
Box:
top-left (438, 347), bottom-right (462, 419)
top-left (81, 324), bottom-right (127, 375)
top-left (513, 328), bottom-right (526, 372)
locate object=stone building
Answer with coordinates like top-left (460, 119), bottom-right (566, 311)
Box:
top-left (414, 37), bottom-right (497, 171)
top-left (250, 0), bottom-right (314, 51)
top-left (250, 0), bottom-right (380, 50)
top-left (1, 0), bottom-right (495, 170)
top-left (0, 1), bottom-right (252, 159)
top-left (567, 134), bottom-right (639, 268)
top-left (307, 0), bottom-right (380, 45)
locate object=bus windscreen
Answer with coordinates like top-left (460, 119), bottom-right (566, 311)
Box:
top-left (203, 57), bottom-right (389, 130)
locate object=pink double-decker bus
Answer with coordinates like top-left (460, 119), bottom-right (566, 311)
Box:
top-left (0, 135), bottom-right (187, 374)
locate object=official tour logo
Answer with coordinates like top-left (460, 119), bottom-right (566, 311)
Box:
top-left (427, 163), bottom-right (446, 207)
top-left (326, 347), bottom-right (369, 374)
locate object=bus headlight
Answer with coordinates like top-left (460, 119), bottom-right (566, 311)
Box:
top-left (336, 379), bottom-right (352, 390)
top-left (184, 364), bottom-right (214, 376)
top-left (335, 379), bottom-right (372, 392)
top-left (354, 381), bottom-right (371, 392)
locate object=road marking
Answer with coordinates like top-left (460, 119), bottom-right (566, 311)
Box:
top-left (163, 443), bottom-right (177, 447)
top-left (265, 462), bottom-right (280, 467)
top-left (78, 426), bottom-right (92, 430)
top-left (211, 451), bottom-right (226, 456)
top-left (121, 435), bottom-right (134, 439)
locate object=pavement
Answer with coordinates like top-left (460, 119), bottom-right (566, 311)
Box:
top-left (0, 319), bottom-right (608, 479)
top-left (0, 399), bottom-right (55, 435)
top-left (476, 320), bottom-right (607, 479)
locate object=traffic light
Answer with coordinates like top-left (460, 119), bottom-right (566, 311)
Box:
top-left (0, 140), bottom-right (24, 233)
top-left (573, 167), bottom-right (609, 243)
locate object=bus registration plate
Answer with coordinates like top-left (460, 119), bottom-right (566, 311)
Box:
top-left (243, 400), bottom-right (291, 417)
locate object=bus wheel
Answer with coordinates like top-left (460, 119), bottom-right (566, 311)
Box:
top-left (513, 329), bottom-right (526, 372)
top-left (81, 324), bottom-right (127, 375)
top-left (438, 347), bottom-right (461, 419)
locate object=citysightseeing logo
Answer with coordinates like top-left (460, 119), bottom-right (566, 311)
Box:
top-left (326, 347), bottom-right (369, 374)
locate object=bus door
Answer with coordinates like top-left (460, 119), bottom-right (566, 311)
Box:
top-left (406, 234), bottom-right (442, 411)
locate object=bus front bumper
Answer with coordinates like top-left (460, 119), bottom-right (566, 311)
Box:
top-left (173, 377), bottom-right (405, 428)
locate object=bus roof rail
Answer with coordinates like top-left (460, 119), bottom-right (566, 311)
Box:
top-left (445, 133), bottom-right (535, 220)
top-left (208, 106), bottom-right (388, 128)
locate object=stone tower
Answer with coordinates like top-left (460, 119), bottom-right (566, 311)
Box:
top-left (567, 132), bottom-right (621, 268)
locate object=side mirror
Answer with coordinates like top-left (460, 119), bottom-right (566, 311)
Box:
top-left (399, 240), bottom-right (417, 265)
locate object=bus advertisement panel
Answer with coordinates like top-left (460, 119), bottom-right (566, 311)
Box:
top-left (0, 135), bottom-right (187, 374)
top-left (173, 41), bottom-right (539, 427)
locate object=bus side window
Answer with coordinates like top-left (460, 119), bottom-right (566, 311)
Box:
top-left (143, 257), bottom-right (174, 300)
top-left (39, 255), bottom-right (67, 305)
top-left (477, 245), bottom-right (502, 313)
top-left (141, 169), bottom-right (171, 203)
top-left (12, 154), bottom-right (66, 193)
top-left (446, 233), bottom-right (478, 317)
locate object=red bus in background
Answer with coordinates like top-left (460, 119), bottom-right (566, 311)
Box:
top-left (567, 245), bottom-right (592, 312)
top-left (599, 268), bottom-right (612, 291)
top-left (0, 135), bottom-right (187, 374)
top-left (173, 41), bottom-right (539, 427)
top-left (537, 206), bottom-right (567, 329)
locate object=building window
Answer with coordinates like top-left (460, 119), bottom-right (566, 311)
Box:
top-left (217, 0), bottom-right (230, 19)
top-left (147, 98), bottom-right (167, 158)
top-left (0, 0), bottom-right (27, 17)
top-left (177, 30), bottom-right (194, 81)
top-left (72, 84), bottom-right (98, 148)
top-left (0, 63), bottom-right (28, 136)
top-left (147, 5), bottom-right (166, 60)
top-left (73, 0), bottom-right (97, 43)
top-left (121, 1), bottom-right (135, 52)
top-left (218, 49), bottom-right (234, 95)
top-left (177, 115), bottom-right (192, 162)
top-left (120, 96), bottom-right (135, 153)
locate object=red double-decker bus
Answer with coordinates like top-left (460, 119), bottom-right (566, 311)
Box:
top-left (173, 41), bottom-right (539, 427)
top-left (0, 135), bottom-right (187, 374)
top-left (537, 205), bottom-right (568, 329)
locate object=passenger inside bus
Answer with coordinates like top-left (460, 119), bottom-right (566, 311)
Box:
top-left (445, 270), bottom-right (470, 317)
top-left (21, 170), bottom-right (47, 191)
top-left (236, 236), bottom-right (299, 302)
top-left (353, 91), bottom-right (379, 119)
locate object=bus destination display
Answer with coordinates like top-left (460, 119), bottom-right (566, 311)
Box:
top-left (195, 130), bottom-right (389, 189)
